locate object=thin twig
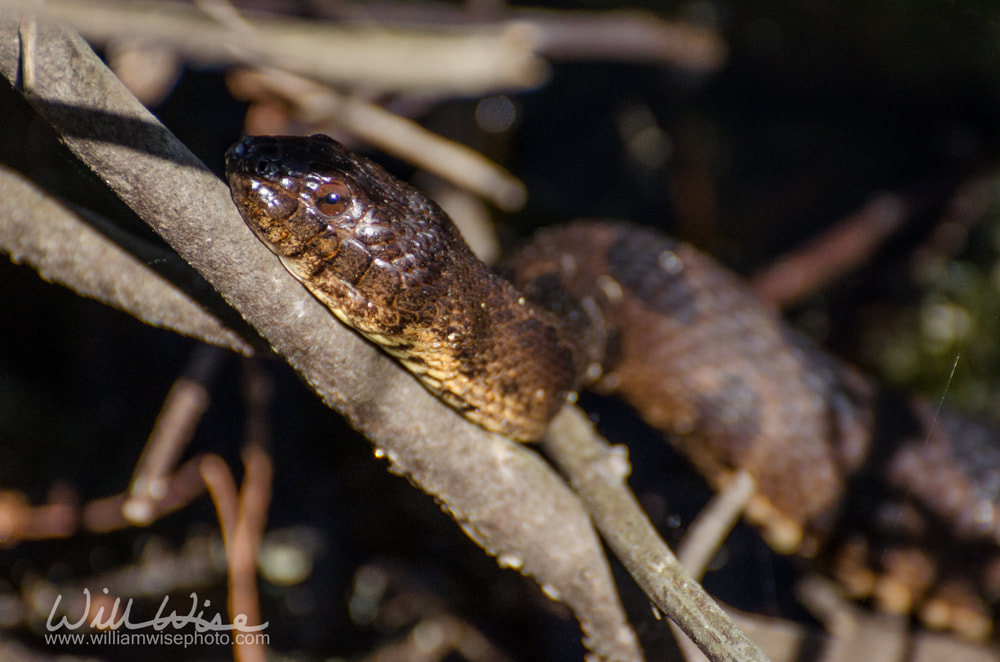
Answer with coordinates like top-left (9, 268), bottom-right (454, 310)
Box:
top-left (316, 2), bottom-right (727, 72)
top-left (83, 455), bottom-right (209, 533)
top-left (200, 455), bottom-right (239, 544)
top-left (0, 490), bottom-right (76, 543)
top-left (19, 532), bottom-right (226, 631)
top-left (124, 344), bottom-right (228, 525)
top-left (228, 67), bottom-right (527, 210)
top-left (917, 173), bottom-right (1000, 265)
top-left (1, 0), bottom-right (726, 94)
top-left (670, 472), bottom-right (756, 662)
top-left (227, 357), bottom-right (275, 662)
top-left (200, 449), bottom-right (272, 662)
top-left (229, 445), bottom-right (272, 662)
top-left (16, 9), bottom-right (34, 92)
top-left (240, 357), bottom-right (273, 451)
top-left (750, 193), bottom-right (909, 308)
top-left (0, 456), bottom-right (210, 542)
top-left (361, 614), bottom-right (517, 662)
top-left (541, 407), bottom-right (770, 662)
top-left (0, 0), bottom-right (547, 94)
top-left (794, 576), bottom-right (860, 641)
top-left (524, 9), bottom-right (726, 71)
top-left (676, 471), bottom-right (755, 578)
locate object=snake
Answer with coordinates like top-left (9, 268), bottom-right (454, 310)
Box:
top-left (225, 133), bottom-right (1000, 638)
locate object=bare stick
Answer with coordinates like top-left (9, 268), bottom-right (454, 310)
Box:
top-left (200, 455), bottom-right (239, 543)
top-left (0, 458), bottom-right (209, 542)
top-left (230, 445), bottom-right (272, 662)
top-left (0, 0), bottom-right (547, 94)
top-left (360, 614), bottom-right (516, 662)
top-left (676, 471), bottom-right (755, 579)
top-left (0, 0), bottom-right (726, 94)
top-left (0, 490), bottom-right (76, 543)
top-left (84, 456), bottom-right (209, 533)
top-left (311, 2), bottom-right (727, 72)
top-left (670, 471), bottom-right (756, 662)
top-left (0, 166), bottom-right (251, 354)
top-left (750, 193), bottom-right (909, 308)
top-left (200, 449), bottom-right (271, 662)
top-left (525, 9), bottom-right (725, 71)
top-left (228, 67), bottom-right (527, 210)
top-left (542, 407), bottom-right (771, 662)
top-left (124, 345), bottom-right (228, 525)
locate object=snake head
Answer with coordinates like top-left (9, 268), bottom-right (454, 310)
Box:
top-left (224, 134), bottom-right (371, 264)
top-left (225, 135), bottom-right (579, 441)
top-left (225, 134), bottom-right (481, 335)
top-left (225, 133), bottom-right (467, 280)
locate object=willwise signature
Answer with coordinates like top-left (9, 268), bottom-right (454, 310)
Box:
top-left (45, 588), bottom-right (269, 633)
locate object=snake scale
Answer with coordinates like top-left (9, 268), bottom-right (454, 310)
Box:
top-left (225, 134), bottom-right (1000, 638)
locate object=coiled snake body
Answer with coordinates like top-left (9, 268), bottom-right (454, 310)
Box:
top-left (226, 134), bottom-right (1000, 638)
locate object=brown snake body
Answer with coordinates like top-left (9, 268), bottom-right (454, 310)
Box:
top-left (226, 134), bottom-right (1000, 638)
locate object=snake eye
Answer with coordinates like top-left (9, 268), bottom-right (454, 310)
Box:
top-left (314, 181), bottom-right (351, 216)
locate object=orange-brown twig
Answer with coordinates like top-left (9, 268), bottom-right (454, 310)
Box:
top-left (750, 193), bottom-right (909, 308)
top-left (201, 447), bottom-right (272, 662)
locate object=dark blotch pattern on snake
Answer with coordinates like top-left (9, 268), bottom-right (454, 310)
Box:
top-left (226, 134), bottom-right (1000, 638)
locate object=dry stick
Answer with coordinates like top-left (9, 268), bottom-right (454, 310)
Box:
top-left (0, 490), bottom-right (76, 543)
top-left (200, 450), bottom-right (271, 662)
top-left (229, 445), bottom-right (271, 662)
top-left (0, 166), bottom-right (251, 354)
top-left (921, 173), bottom-right (999, 260)
top-left (670, 472), bottom-right (757, 662)
top-left (240, 357), bottom-right (273, 450)
top-left (0, 457), bottom-right (210, 543)
top-left (201, 455), bottom-right (239, 541)
top-left (0, 0), bottom-right (547, 94)
top-left (0, 461), bottom-right (207, 542)
top-left (124, 344), bottom-right (229, 525)
top-left (228, 67), bottom-right (527, 210)
top-left (231, 358), bottom-right (274, 662)
top-left (315, 2), bottom-right (727, 72)
top-left (0, 19), bottom-right (643, 661)
top-left (125, 375), bottom-right (209, 524)
top-left (0, 0), bottom-right (726, 92)
top-left (750, 193), bottom-right (909, 308)
top-left (675, 471), bottom-right (756, 579)
top-left (522, 9), bottom-right (726, 71)
top-left (751, 174), bottom-right (1000, 309)
top-left (794, 576), bottom-right (861, 642)
top-left (542, 407), bottom-right (771, 662)
top-left (84, 456), bottom-right (210, 533)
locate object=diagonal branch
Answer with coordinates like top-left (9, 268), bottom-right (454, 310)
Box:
top-left (543, 408), bottom-right (769, 662)
top-left (0, 164), bottom-right (252, 354)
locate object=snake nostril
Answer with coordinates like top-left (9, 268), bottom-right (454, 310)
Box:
top-left (250, 159), bottom-right (281, 180)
